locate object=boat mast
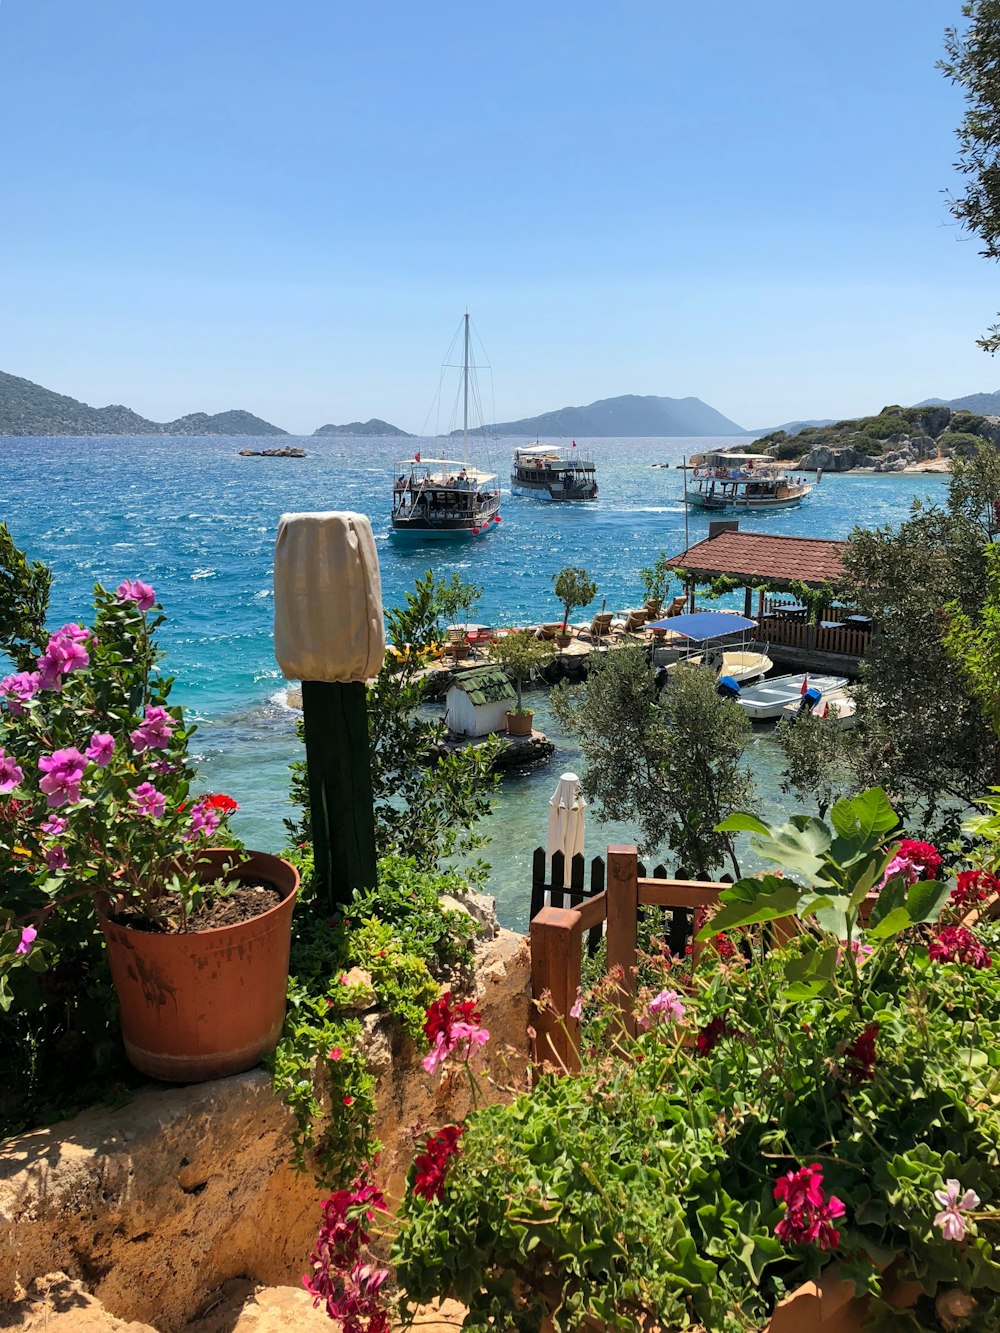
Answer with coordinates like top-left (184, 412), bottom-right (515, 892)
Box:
top-left (462, 311), bottom-right (470, 469)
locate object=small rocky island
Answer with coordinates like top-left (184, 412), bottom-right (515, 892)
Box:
top-left (238, 445), bottom-right (306, 458)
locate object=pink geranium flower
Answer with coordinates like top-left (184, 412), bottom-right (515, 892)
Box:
top-left (117, 578), bottom-right (156, 611)
top-left (934, 1180), bottom-right (980, 1242)
top-left (773, 1164), bottom-right (846, 1252)
top-left (648, 988), bottom-right (686, 1023)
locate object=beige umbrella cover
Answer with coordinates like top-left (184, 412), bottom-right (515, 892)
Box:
top-left (547, 771), bottom-right (587, 865)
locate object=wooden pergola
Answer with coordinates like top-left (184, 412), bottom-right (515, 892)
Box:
top-left (666, 523), bottom-right (848, 618)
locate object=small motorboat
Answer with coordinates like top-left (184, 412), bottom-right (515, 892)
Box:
top-left (733, 673), bottom-right (849, 722)
top-left (782, 685), bottom-right (856, 730)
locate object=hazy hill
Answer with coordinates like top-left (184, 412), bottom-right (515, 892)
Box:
top-left (314, 418), bottom-right (412, 437)
top-left (749, 418), bottom-right (837, 436)
top-left (459, 393), bottom-right (749, 438)
top-left (916, 390), bottom-right (1000, 415)
top-left (0, 371), bottom-right (286, 436)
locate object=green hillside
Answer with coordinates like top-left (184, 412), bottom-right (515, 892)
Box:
top-left (0, 371), bottom-right (286, 436)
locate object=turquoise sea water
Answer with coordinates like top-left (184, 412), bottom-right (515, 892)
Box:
top-left (1, 434), bottom-right (946, 930)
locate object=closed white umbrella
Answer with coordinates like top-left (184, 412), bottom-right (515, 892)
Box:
top-left (547, 771), bottom-right (587, 866)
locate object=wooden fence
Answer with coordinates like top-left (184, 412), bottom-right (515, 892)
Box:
top-left (757, 615), bottom-right (870, 660)
top-left (529, 845), bottom-right (729, 1073)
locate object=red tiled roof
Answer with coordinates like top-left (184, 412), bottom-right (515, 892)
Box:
top-left (667, 530), bottom-right (847, 588)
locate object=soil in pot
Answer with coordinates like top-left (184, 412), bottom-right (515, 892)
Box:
top-left (111, 879), bottom-right (283, 932)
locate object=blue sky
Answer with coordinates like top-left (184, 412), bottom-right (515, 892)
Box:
top-left (0, 0), bottom-right (994, 433)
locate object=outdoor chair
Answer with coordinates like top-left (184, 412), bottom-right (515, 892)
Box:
top-left (664, 595), bottom-right (687, 618)
top-left (586, 612), bottom-right (614, 641)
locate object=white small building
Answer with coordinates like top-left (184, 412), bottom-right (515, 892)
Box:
top-left (445, 666), bottom-right (516, 738)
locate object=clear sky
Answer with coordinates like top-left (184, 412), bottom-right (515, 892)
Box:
top-left (0, 0), bottom-right (995, 433)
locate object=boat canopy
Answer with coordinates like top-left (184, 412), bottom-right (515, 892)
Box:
top-left (703, 451), bottom-right (777, 463)
top-left (396, 459), bottom-right (496, 483)
top-left (646, 611), bottom-right (757, 639)
top-left (515, 444), bottom-right (561, 455)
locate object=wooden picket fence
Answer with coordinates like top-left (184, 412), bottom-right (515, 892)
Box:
top-left (529, 845), bottom-right (729, 1073)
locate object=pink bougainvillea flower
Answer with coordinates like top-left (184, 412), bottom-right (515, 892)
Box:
top-left (44, 845), bottom-right (68, 872)
top-left (0, 749), bottom-right (24, 794)
top-left (422, 993), bottom-right (490, 1074)
top-left (0, 670), bottom-right (40, 715)
top-left (38, 747), bottom-right (86, 807)
top-left (648, 988), bottom-right (687, 1023)
top-left (15, 925), bottom-right (37, 956)
top-left (131, 781), bottom-right (166, 819)
top-left (130, 704), bottom-right (175, 753)
top-left (929, 925), bottom-right (992, 970)
top-left (303, 1176), bottom-right (390, 1333)
top-left (85, 732), bottom-right (116, 767)
top-left (117, 578), bottom-right (156, 611)
top-left (934, 1180), bottom-right (980, 1242)
top-left (773, 1163), bottom-right (846, 1252)
top-left (411, 1123), bottom-right (465, 1202)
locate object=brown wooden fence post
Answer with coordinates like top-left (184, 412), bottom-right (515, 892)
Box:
top-left (606, 844), bottom-right (639, 1036)
top-left (529, 905), bottom-right (583, 1075)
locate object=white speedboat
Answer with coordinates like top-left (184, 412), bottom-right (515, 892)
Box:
top-left (734, 673), bottom-right (849, 722)
top-left (782, 686), bottom-right (856, 730)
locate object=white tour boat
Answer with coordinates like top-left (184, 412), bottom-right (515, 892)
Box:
top-left (510, 444), bottom-right (598, 500)
top-left (391, 314), bottom-right (502, 542)
top-left (733, 673), bottom-right (849, 722)
top-left (685, 451), bottom-right (812, 511)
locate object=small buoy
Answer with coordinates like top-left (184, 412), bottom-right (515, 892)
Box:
top-left (494, 515), bottom-right (502, 523)
top-left (472, 526), bottom-right (480, 535)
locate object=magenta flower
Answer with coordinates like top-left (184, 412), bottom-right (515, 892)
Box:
top-left (44, 845), bottom-right (68, 872)
top-left (0, 749), bottom-right (24, 794)
top-left (85, 732), bottom-right (116, 767)
top-left (934, 1180), bottom-right (980, 1242)
top-left (37, 747), bottom-right (86, 807)
top-left (184, 799), bottom-right (222, 843)
top-left (36, 631), bottom-right (90, 692)
top-left (131, 781), bottom-right (166, 819)
top-left (117, 578), bottom-right (156, 611)
top-left (41, 815), bottom-right (68, 838)
top-left (569, 991), bottom-right (584, 1020)
top-left (648, 988), bottom-right (687, 1023)
top-left (130, 704), bottom-right (175, 753)
top-left (773, 1164), bottom-right (846, 1252)
top-left (0, 670), bottom-right (40, 715)
top-left (929, 925), bottom-right (992, 970)
top-left (15, 925), bottom-right (37, 956)
top-left (151, 758), bottom-right (178, 776)
top-left (56, 622), bottom-right (91, 644)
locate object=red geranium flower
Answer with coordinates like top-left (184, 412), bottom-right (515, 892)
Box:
top-left (774, 1163), bottom-right (846, 1252)
top-left (696, 1015), bottom-right (732, 1056)
top-left (203, 793), bottom-right (239, 812)
top-left (951, 869), bottom-right (999, 912)
top-left (411, 1124), bottom-right (465, 1202)
top-left (929, 925), bottom-right (992, 969)
top-left (843, 1022), bottom-right (879, 1085)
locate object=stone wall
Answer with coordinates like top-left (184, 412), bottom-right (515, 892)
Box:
top-left (0, 929), bottom-right (530, 1332)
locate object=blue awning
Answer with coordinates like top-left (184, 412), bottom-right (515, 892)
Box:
top-left (646, 611), bottom-right (757, 640)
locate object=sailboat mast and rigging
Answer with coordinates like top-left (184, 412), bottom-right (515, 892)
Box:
top-left (390, 313), bottom-right (503, 542)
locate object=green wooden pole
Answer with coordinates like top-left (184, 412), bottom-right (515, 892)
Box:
top-left (301, 679), bottom-right (377, 912)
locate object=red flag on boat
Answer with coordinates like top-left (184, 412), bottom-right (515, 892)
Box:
top-left (572, 440), bottom-right (577, 448)
top-left (414, 450), bottom-right (421, 463)
top-left (800, 673), bottom-right (810, 695)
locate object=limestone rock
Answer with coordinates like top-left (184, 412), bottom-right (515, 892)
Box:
top-left (439, 887), bottom-right (499, 940)
top-left (339, 966), bottom-right (378, 1011)
top-left (180, 1281), bottom-right (329, 1332)
top-left (3, 1273), bottom-right (158, 1332)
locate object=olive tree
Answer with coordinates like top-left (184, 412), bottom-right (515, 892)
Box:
top-left (488, 629), bottom-right (555, 714)
top-left (552, 651), bottom-right (755, 878)
top-left (552, 566), bottom-right (597, 632)
top-left (0, 523), bottom-right (50, 670)
top-left (773, 710), bottom-right (858, 820)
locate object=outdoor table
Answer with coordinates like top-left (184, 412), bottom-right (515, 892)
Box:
top-left (776, 603), bottom-right (808, 621)
top-left (844, 615), bottom-right (873, 631)
top-left (819, 620), bottom-right (843, 630)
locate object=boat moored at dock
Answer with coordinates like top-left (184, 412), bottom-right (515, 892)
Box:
top-left (510, 443), bottom-right (598, 500)
top-left (733, 672), bottom-right (849, 721)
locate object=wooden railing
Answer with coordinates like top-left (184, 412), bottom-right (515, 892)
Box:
top-left (529, 845), bottom-right (728, 1072)
top-left (757, 615), bottom-right (870, 659)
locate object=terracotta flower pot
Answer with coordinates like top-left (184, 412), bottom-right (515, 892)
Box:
top-left (506, 710), bottom-right (534, 737)
top-left (99, 849), bottom-right (298, 1083)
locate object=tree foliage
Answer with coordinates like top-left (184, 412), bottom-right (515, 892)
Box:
top-left (0, 523), bottom-right (51, 670)
top-left (943, 540), bottom-right (1000, 743)
top-left (552, 566), bottom-right (597, 630)
top-left (941, 0), bottom-right (1000, 351)
top-left (288, 570), bottom-right (500, 878)
top-left (552, 651), bottom-right (755, 877)
top-left (487, 629), bottom-right (554, 713)
top-left (843, 444), bottom-right (1000, 836)
top-left (773, 710), bottom-right (858, 820)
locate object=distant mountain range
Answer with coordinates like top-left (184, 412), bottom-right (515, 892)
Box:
top-left (0, 371), bottom-right (287, 437)
top-left (455, 394), bottom-right (748, 438)
top-left (5, 367), bottom-right (1000, 441)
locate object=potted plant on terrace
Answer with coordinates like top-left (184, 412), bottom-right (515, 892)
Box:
top-left (488, 629), bottom-right (555, 736)
top-left (640, 549), bottom-right (672, 618)
top-left (0, 578), bottom-right (299, 1083)
top-left (552, 566), bottom-right (597, 649)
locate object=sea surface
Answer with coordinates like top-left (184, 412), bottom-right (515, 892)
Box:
top-left (0, 434), bottom-right (946, 930)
